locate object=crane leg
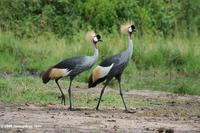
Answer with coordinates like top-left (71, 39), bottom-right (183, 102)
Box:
top-left (117, 78), bottom-right (128, 111)
top-left (55, 79), bottom-right (65, 105)
top-left (68, 79), bottom-right (73, 110)
top-left (96, 81), bottom-right (109, 110)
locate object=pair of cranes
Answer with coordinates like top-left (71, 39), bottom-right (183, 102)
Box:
top-left (42, 23), bottom-right (136, 112)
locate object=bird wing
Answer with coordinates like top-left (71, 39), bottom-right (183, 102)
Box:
top-left (91, 64), bottom-right (114, 82)
top-left (88, 52), bottom-right (129, 88)
top-left (88, 54), bottom-right (120, 87)
top-left (47, 56), bottom-right (86, 78)
top-left (95, 53), bottom-right (123, 79)
top-left (43, 56), bottom-right (89, 81)
top-left (53, 56), bottom-right (86, 70)
top-left (100, 53), bottom-right (122, 67)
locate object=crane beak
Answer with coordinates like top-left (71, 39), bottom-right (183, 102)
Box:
top-left (99, 39), bottom-right (103, 42)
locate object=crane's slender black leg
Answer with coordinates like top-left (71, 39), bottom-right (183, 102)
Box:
top-left (117, 78), bottom-right (128, 111)
top-left (68, 79), bottom-right (73, 110)
top-left (55, 79), bottom-right (65, 105)
top-left (96, 80), bottom-right (109, 110)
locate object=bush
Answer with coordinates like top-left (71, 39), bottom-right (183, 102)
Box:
top-left (0, 0), bottom-right (199, 37)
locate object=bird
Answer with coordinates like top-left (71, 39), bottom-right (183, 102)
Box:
top-left (88, 23), bottom-right (136, 112)
top-left (42, 31), bottom-right (102, 110)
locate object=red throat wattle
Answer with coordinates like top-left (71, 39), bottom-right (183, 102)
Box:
top-left (93, 43), bottom-right (97, 49)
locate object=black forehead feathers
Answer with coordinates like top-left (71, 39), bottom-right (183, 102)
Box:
top-left (131, 25), bottom-right (135, 29)
top-left (96, 34), bottom-right (101, 39)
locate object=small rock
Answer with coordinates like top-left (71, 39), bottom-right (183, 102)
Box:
top-left (107, 119), bottom-right (116, 122)
top-left (51, 116), bottom-right (55, 119)
top-left (157, 128), bottom-right (165, 133)
top-left (84, 112), bottom-right (90, 115)
top-left (16, 129), bottom-right (23, 133)
top-left (185, 102), bottom-right (190, 105)
top-left (140, 108), bottom-right (144, 111)
top-left (126, 109), bottom-right (136, 114)
top-left (63, 112), bottom-right (67, 115)
top-left (113, 125), bottom-right (119, 131)
top-left (17, 107), bottom-right (25, 111)
top-left (95, 115), bottom-right (99, 118)
top-left (75, 85), bottom-right (80, 88)
top-left (166, 129), bottom-right (174, 133)
top-left (167, 101), bottom-right (176, 106)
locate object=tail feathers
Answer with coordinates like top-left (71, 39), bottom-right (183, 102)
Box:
top-left (88, 74), bottom-right (106, 88)
top-left (42, 68), bottom-right (51, 84)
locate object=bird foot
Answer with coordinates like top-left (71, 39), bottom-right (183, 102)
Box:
top-left (68, 106), bottom-right (73, 111)
top-left (59, 95), bottom-right (66, 105)
top-left (61, 100), bottom-right (66, 105)
top-left (95, 106), bottom-right (100, 111)
top-left (124, 109), bottom-right (136, 113)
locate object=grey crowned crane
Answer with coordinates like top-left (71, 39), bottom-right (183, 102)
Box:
top-left (88, 23), bottom-right (136, 112)
top-left (42, 31), bottom-right (102, 110)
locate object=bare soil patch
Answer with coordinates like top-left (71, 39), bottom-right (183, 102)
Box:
top-left (0, 89), bottom-right (200, 133)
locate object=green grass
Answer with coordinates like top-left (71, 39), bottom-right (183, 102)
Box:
top-left (0, 75), bottom-right (58, 104)
top-left (1, 31), bottom-right (200, 75)
top-left (123, 70), bottom-right (200, 95)
top-left (0, 72), bottom-right (200, 107)
top-left (0, 75), bottom-right (150, 108)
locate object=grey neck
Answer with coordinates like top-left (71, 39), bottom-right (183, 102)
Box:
top-left (91, 43), bottom-right (99, 62)
top-left (93, 46), bottom-right (99, 59)
top-left (126, 33), bottom-right (133, 59)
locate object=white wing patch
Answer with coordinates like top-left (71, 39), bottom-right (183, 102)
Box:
top-left (92, 64), bottom-right (114, 82)
top-left (98, 64), bottom-right (114, 78)
top-left (61, 68), bottom-right (72, 76)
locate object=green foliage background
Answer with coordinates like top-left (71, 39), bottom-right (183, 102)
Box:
top-left (0, 0), bottom-right (200, 37)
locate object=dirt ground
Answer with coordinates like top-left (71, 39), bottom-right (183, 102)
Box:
top-left (0, 88), bottom-right (200, 133)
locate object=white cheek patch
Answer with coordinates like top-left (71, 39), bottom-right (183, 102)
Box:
top-left (128, 27), bottom-right (132, 32)
top-left (93, 36), bottom-right (98, 42)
